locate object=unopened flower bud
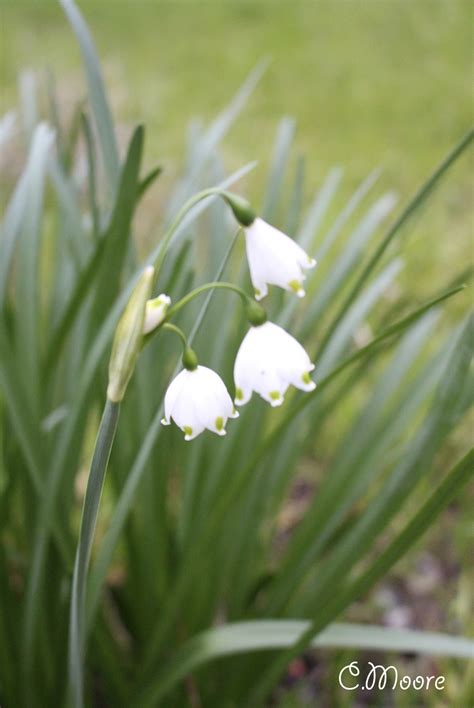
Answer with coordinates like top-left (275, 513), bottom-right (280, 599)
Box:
top-left (107, 266), bottom-right (154, 402)
top-left (143, 293), bottom-right (171, 334)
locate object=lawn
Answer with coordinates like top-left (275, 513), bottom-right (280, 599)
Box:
top-left (0, 2), bottom-right (472, 706)
top-left (1, 0), bottom-right (472, 297)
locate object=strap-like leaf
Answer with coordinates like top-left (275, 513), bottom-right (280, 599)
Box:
top-left (68, 400), bottom-right (120, 708)
top-left (317, 128), bottom-right (473, 356)
top-left (61, 0), bottom-right (119, 193)
top-left (138, 283), bottom-right (465, 672)
top-left (138, 618), bottom-right (473, 705)
top-left (246, 447), bottom-right (474, 705)
top-left (86, 231), bottom-right (240, 629)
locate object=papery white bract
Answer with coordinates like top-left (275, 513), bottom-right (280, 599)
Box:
top-left (143, 294), bottom-right (171, 334)
top-left (161, 365), bottom-right (238, 441)
top-left (107, 266), bottom-right (155, 403)
top-left (234, 321), bottom-right (316, 407)
top-left (244, 218), bottom-right (316, 300)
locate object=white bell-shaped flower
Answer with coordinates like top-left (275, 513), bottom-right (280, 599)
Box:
top-left (161, 365), bottom-right (238, 441)
top-left (244, 218), bottom-right (316, 300)
top-left (143, 293), bottom-right (171, 334)
top-left (234, 321), bottom-right (316, 407)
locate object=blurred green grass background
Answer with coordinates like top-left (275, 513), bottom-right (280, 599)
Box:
top-left (0, 3), bottom-right (472, 705)
top-left (1, 0), bottom-right (472, 299)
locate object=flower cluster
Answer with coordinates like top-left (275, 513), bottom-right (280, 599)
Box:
top-left (153, 206), bottom-right (317, 440)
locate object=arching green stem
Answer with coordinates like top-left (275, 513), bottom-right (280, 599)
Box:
top-left (166, 282), bottom-right (254, 320)
top-left (152, 189), bottom-right (253, 278)
top-left (162, 323), bottom-right (198, 370)
top-left (162, 322), bottom-right (188, 349)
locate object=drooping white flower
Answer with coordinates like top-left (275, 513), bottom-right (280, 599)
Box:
top-left (234, 321), bottom-right (316, 407)
top-left (143, 294), bottom-right (171, 334)
top-left (161, 366), bottom-right (238, 441)
top-left (244, 218), bottom-right (316, 300)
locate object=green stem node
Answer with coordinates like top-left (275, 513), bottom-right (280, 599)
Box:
top-left (246, 300), bottom-right (267, 326)
top-left (183, 347), bottom-right (199, 371)
top-left (162, 323), bottom-right (198, 370)
top-left (221, 190), bottom-right (256, 226)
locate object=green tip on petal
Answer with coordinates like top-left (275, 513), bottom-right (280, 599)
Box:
top-left (288, 279), bottom-right (305, 297)
top-left (302, 372), bottom-right (312, 385)
top-left (269, 390), bottom-right (281, 401)
top-left (215, 416), bottom-right (224, 432)
top-left (183, 426), bottom-right (193, 437)
top-left (254, 288), bottom-right (261, 298)
top-left (235, 387), bottom-right (244, 401)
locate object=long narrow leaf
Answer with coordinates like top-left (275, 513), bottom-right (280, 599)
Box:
top-left (139, 284), bottom-right (464, 671)
top-left (317, 129), bottom-right (473, 356)
top-left (246, 447), bottom-right (474, 705)
top-left (68, 401), bottom-right (120, 708)
top-left (138, 619), bottom-right (473, 704)
top-left (60, 0), bottom-right (119, 193)
top-left (86, 231), bottom-right (240, 628)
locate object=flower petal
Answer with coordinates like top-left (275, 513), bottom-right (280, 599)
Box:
top-left (143, 293), bottom-right (171, 334)
top-left (233, 321), bottom-right (316, 409)
top-left (188, 367), bottom-right (232, 434)
top-left (244, 218), bottom-right (316, 299)
top-left (163, 369), bottom-right (188, 425)
top-left (162, 365), bottom-right (236, 439)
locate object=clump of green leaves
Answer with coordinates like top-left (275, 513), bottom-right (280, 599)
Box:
top-left (0, 1), bottom-right (472, 706)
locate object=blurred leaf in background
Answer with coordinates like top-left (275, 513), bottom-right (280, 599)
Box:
top-left (0, 1), bottom-right (472, 707)
top-left (1, 0), bottom-right (472, 294)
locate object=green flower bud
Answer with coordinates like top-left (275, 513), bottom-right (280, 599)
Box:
top-left (107, 266), bottom-right (154, 402)
top-left (222, 191), bottom-right (256, 227)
